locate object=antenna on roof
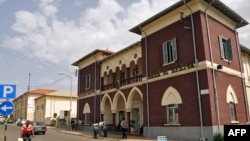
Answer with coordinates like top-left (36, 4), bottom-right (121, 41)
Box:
top-left (179, 10), bottom-right (191, 30)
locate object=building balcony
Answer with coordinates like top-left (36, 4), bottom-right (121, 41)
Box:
top-left (102, 75), bottom-right (142, 91)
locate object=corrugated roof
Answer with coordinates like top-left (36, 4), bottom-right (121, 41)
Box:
top-left (100, 41), bottom-right (141, 62)
top-left (28, 88), bottom-right (56, 95)
top-left (205, 0), bottom-right (248, 28)
top-left (45, 90), bottom-right (77, 97)
top-left (71, 49), bottom-right (114, 66)
top-left (241, 44), bottom-right (250, 55)
top-left (129, 0), bottom-right (248, 35)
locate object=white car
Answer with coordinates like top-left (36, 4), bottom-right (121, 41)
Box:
top-left (0, 116), bottom-right (5, 124)
top-left (16, 119), bottom-right (27, 126)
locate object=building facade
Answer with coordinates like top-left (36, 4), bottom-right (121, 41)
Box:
top-left (13, 89), bottom-right (56, 121)
top-left (240, 45), bottom-right (250, 119)
top-left (13, 89), bottom-right (77, 126)
top-left (72, 1), bottom-right (249, 141)
top-left (34, 90), bottom-right (77, 125)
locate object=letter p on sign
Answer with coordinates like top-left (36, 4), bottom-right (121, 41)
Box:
top-left (0, 85), bottom-right (16, 99)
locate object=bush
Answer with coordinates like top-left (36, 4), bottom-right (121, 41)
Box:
top-left (130, 120), bottom-right (135, 128)
top-left (51, 119), bottom-right (56, 126)
top-left (214, 132), bottom-right (223, 141)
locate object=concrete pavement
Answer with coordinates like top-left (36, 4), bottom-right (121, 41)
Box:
top-left (47, 126), bottom-right (176, 141)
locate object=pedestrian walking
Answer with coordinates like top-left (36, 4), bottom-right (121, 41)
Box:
top-left (78, 119), bottom-right (82, 130)
top-left (120, 117), bottom-right (128, 139)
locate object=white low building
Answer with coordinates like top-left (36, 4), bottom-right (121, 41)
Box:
top-left (12, 88), bottom-right (77, 125)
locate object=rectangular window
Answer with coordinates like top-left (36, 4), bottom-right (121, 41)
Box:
top-left (229, 102), bottom-right (237, 121)
top-left (133, 68), bottom-right (138, 76)
top-left (85, 74), bottom-right (91, 90)
top-left (85, 113), bottom-right (90, 124)
top-left (163, 38), bottom-right (177, 64)
top-left (120, 72), bottom-right (125, 85)
top-left (219, 36), bottom-right (233, 61)
top-left (167, 104), bottom-right (179, 124)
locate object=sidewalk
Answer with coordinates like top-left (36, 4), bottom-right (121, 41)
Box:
top-left (47, 126), bottom-right (174, 141)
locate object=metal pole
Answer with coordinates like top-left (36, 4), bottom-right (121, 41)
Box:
top-left (183, 0), bottom-right (204, 138)
top-left (4, 117), bottom-right (7, 141)
top-left (58, 72), bottom-right (72, 130)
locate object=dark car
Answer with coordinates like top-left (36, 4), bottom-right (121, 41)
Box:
top-left (32, 121), bottom-right (47, 135)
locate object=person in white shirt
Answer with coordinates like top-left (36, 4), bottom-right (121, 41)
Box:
top-left (120, 117), bottom-right (128, 139)
top-left (92, 120), bottom-right (99, 139)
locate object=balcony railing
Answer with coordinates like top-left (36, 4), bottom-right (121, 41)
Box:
top-left (102, 75), bottom-right (142, 90)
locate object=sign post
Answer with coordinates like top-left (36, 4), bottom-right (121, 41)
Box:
top-left (0, 84), bottom-right (16, 141)
top-left (0, 100), bottom-right (14, 116)
top-left (0, 84), bottom-right (16, 99)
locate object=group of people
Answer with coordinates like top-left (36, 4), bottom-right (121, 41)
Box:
top-left (92, 119), bottom-right (108, 139)
top-left (92, 117), bottom-right (129, 139)
top-left (70, 118), bottom-right (81, 130)
top-left (19, 117), bottom-right (129, 140)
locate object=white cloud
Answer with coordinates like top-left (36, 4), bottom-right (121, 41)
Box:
top-left (0, 0), bottom-right (249, 95)
top-left (38, 0), bottom-right (59, 18)
top-left (2, 0), bottom-right (250, 66)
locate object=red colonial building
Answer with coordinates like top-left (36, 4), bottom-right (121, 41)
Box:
top-left (72, 0), bottom-right (249, 140)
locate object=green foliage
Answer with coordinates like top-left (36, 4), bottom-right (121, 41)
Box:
top-left (51, 119), bottom-right (56, 126)
top-left (214, 132), bottom-right (224, 141)
top-left (130, 120), bottom-right (135, 127)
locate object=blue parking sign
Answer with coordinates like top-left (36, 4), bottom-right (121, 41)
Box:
top-left (0, 100), bottom-right (14, 116)
top-left (0, 84), bottom-right (16, 99)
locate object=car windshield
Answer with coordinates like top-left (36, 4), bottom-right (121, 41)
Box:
top-left (32, 122), bottom-right (44, 125)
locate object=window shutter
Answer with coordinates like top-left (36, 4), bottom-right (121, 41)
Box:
top-left (85, 75), bottom-right (87, 88)
top-left (172, 38), bottom-right (177, 61)
top-left (225, 39), bottom-right (233, 60)
top-left (162, 42), bottom-right (168, 63)
top-left (88, 75), bottom-right (91, 89)
top-left (218, 36), bottom-right (225, 59)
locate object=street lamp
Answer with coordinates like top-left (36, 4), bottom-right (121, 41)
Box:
top-left (58, 72), bottom-right (72, 129)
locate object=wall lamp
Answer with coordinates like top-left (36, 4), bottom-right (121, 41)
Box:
top-left (217, 64), bottom-right (223, 70)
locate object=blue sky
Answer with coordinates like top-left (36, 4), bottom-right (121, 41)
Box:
top-left (0, 0), bottom-right (249, 97)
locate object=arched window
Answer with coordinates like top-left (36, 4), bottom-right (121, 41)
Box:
top-left (83, 103), bottom-right (91, 124)
top-left (161, 86), bottom-right (182, 124)
top-left (226, 85), bottom-right (238, 122)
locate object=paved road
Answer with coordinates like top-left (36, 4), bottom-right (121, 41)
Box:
top-left (0, 124), bottom-right (95, 141)
top-left (1, 123), bottom-right (178, 141)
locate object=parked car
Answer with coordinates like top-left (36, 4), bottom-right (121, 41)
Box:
top-left (16, 119), bottom-right (27, 126)
top-left (32, 121), bottom-right (47, 135)
top-left (0, 116), bottom-right (5, 124)
top-left (7, 118), bottom-right (15, 124)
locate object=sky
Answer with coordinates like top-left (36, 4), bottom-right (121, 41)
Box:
top-left (0, 0), bottom-right (249, 98)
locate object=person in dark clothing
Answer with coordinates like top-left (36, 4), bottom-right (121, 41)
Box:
top-left (71, 119), bottom-right (75, 130)
top-left (140, 124), bottom-right (144, 134)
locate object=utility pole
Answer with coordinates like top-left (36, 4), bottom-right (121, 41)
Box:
top-left (26, 72), bottom-right (31, 119)
top-left (28, 72), bottom-right (31, 92)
